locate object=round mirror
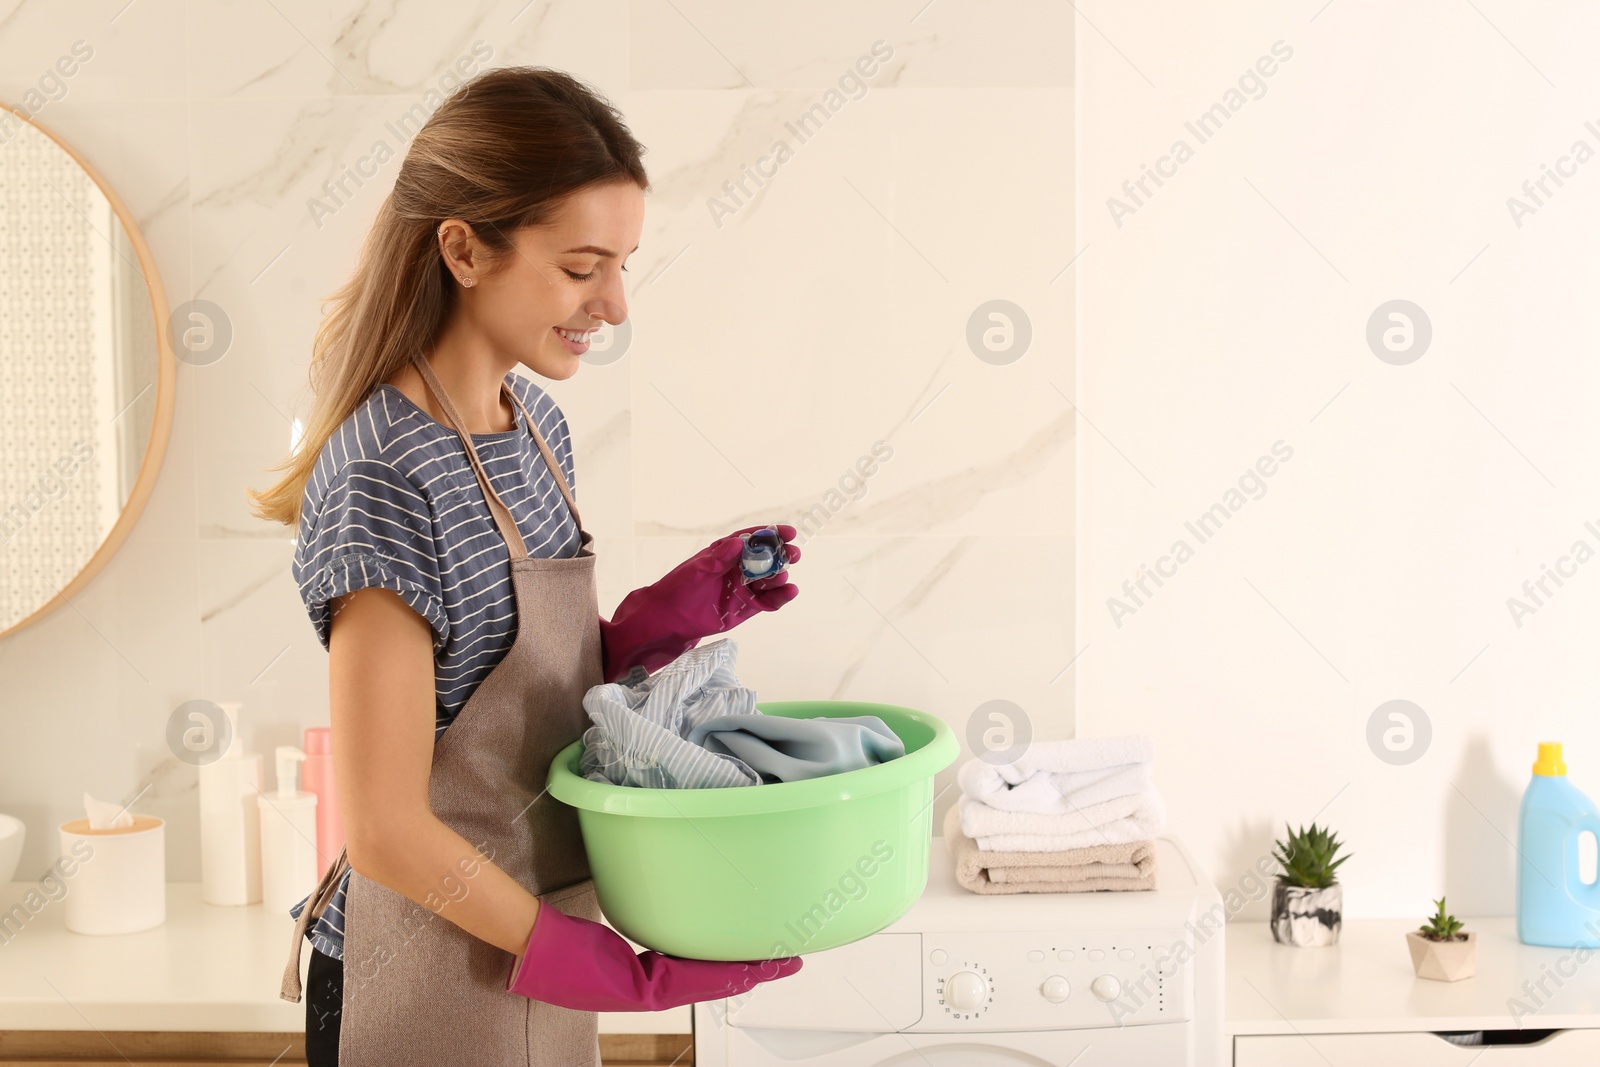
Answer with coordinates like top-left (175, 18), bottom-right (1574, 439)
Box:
top-left (0, 105), bottom-right (175, 638)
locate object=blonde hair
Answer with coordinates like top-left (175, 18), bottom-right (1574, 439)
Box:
top-left (249, 66), bottom-right (649, 527)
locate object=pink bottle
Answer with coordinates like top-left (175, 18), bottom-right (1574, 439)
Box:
top-left (302, 727), bottom-right (346, 880)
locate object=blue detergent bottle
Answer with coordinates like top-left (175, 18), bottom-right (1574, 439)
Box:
top-left (1517, 742), bottom-right (1600, 947)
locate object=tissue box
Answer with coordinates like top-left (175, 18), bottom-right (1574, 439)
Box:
top-left (57, 815), bottom-right (165, 935)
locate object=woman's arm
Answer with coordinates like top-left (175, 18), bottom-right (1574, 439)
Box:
top-left (327, 586), bottom-right (539, 961)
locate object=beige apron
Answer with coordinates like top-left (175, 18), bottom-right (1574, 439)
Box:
top-left (279, 354), bottom-right (605, 1067)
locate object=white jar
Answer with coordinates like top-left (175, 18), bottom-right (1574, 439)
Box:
top-left (57, 814), bottom-right (165, 935)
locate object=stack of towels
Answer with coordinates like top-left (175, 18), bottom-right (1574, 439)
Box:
top-left (943, 735), bottom-right (1164, 895)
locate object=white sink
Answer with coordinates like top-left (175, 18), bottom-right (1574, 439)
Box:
top-left (0, 814), bottom-right (24, 885)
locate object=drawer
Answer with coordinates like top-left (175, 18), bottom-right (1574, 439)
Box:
top-left (1235, 1028), bottom-right (1600, 1066)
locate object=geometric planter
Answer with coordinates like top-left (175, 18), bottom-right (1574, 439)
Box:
top-left (1407, 930), bottom-right (1476, 982)
top-left (1271, 882), bottom-right (1342, 947)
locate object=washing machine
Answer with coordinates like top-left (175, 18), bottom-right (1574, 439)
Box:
top-left (693, 831), bottom-right (1226, 1066)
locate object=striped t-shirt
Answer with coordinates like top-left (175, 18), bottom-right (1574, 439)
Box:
top-left (288, 369), bottom-right (582, 961)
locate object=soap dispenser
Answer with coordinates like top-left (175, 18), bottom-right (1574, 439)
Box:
top-left (198, 701), bottom-right (262, 906)
top-left (302, 727), bottom-right (345, 880)
top-left (1516, 741), bottom-right (1600, 947)
top-left (258, 745), bottom-right (319, 915)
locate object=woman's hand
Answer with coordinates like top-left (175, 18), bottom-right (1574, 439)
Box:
top-left (598, 524), bottom-right (801, 682)
top-left (507, 895), bottom-right (802, 1011)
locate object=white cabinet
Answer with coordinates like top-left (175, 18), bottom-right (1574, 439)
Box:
top-left (1236, 1029), bottom-right (1600, 1066)
top-left (1227, 919), bottom-right (1600, 1067)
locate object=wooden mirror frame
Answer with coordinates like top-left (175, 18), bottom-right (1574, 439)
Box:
top-left (0, 104), bottom-right (177, 641)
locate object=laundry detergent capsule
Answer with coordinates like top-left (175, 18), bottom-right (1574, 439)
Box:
top-left (740, 526), bottom-right (787, 583)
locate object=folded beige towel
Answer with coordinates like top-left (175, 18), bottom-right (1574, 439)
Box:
top-left (943, 803), bottom-right (1157, 894)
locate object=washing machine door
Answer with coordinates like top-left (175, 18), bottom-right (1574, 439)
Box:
top-left (717, 1026), bottom-right (1177, 1066)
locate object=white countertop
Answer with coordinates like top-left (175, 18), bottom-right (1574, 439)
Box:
top-left (0, 881), bottom-right (687, 1033)
top-left (1227, 917), bottom-right (1600, 1035)
top-left (11, 879), bottom-right (1594, 1038)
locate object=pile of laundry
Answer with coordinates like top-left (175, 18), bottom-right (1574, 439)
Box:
top-left (579, 638), bottom-right (905, 788)
top-left (943, 735), bottom-right (1163, 894)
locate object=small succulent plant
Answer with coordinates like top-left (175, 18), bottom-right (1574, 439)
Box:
top-left (1271, 822), bottom-right (1349, 888)
top-left (1418, 897), bottom-right (1467, 942)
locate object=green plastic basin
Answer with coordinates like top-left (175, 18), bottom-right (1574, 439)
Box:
top-left (545, 699), bottom-right (958, 961)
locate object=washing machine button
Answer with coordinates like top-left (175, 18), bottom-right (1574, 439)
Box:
top-left (1027, 949), bottom-right (1044, 962)
top-left (1056, 949), bottom-right (1074, 962)
top-left (1090, 974), bottom-right (1121, 1001)
top-left (930, 949), bottom-right (947, 966)
top-left (1118, 948), bottom-right (1136, 961)
top-left (946, 970), bottom-right (987, 1011)
top-left (1040, 975), bottom-right (1071, 1003)
top-left (1087, 949), bottom-right (1105, 961)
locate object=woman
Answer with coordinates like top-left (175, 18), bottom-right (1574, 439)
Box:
top-left (250, 66), bottom-right (803, 1066)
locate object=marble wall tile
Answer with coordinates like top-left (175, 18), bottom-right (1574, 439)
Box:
top-left (628, 0), bottom-right (1072, 89)
top-left (0, 0), bottom-right (187, 104)
top-left (617, 86), bottom-right (1073, 538)
top-left (186, 0), bottom-right (630, 100)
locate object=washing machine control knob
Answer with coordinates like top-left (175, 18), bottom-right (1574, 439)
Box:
top-left (945, 970), bottom-right (987, 1011)
top-left (1090, 974), bottom-right (1121, 1001)
top-left (1040, 975), bottom-right (1071, 1003)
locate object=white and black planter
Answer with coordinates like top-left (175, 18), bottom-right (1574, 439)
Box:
top-left (1270, 882), bottom-right (1342, 946)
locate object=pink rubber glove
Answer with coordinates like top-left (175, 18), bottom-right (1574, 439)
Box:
top-left (598, 524), bottom-right (801, 683)
top-left (505, 896), bottom-right (802, 1011)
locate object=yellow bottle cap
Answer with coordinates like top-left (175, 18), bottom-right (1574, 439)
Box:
top-left (1533, 741), bottom-right (1566, 777)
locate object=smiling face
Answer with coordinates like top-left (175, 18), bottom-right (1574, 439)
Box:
top-left (446, 179), bottom-right (644, 381)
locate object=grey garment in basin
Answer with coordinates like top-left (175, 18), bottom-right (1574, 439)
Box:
top-left (684, 713), bottom-right (905, 784)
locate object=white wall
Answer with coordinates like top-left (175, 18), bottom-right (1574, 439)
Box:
top-left (1077, 1), bottom-right (1600, 918)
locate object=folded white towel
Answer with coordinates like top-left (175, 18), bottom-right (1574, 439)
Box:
top-left (958, 756), bottom-right (1152, 814)
top-left (957, 789), bottom-right (1165, 852)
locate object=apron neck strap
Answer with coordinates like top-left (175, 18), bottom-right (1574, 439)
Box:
top-left (409, 354), bottom-right (584, 561)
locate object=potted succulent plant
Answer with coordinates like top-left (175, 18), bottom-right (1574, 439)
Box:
top-left (1407, 897), bottom-right (1475, 982)
top-left (1270, 822), bottom-right (1349, 947)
